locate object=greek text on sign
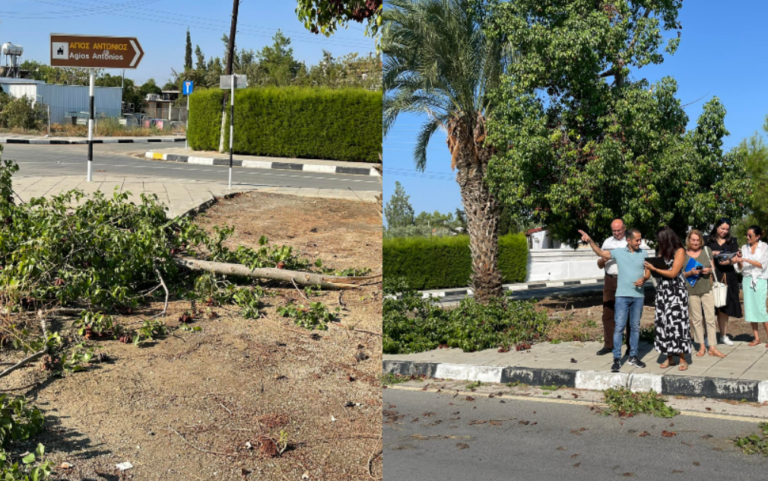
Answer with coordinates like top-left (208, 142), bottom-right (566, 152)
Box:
top-left (50, 34), bottom-right (144, 69)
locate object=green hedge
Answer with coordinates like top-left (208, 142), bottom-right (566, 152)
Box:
top-left (187, 87), bottom-right (382, 162)
top-left (383, 233), bottom-right (528, 290)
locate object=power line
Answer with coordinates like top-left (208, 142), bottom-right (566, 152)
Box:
top-left (9, 0), bottom-right (373, 50)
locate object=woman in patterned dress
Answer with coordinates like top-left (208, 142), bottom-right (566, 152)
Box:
top-left (644, 226), bottom-right (692, 370)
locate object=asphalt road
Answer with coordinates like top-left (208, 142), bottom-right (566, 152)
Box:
top-left (0, 143), bottom-right (380, 191)
top-left (384, 387), bottom-right (768, 481)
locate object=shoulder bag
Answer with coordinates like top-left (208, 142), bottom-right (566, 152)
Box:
top-left (710, 246), bottom-right (728, 307)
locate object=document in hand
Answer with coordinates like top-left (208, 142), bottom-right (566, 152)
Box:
top-left (684, 257), bottom-right (704, 287)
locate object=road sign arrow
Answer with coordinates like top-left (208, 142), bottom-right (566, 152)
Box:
top-left (129, 39), bottom-right (141, 67)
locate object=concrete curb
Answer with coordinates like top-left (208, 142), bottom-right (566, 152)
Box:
top-left (1, 138), bottom-right (185, 145)
top-left (384, 277), bottom-right (606, 300)
top-left (145, 151), bottom-right (381, 177)
top-left (383, 360), bottom-right (768, 403)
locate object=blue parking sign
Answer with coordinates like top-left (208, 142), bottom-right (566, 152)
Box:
top-left (183, 81), bottom-right (194, 95)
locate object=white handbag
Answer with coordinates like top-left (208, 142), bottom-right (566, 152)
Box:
top-left (712, 273), bottom-right (728, 308)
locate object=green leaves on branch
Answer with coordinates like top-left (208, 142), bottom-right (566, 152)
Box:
top-left (383, 278), bottom-right (551, 354)
top-left (277, 301), bottom-right (339, 330)
top-left (0, 396), bottom-right (51, 480)
top-left (484, 1), bottom-right (747, 245)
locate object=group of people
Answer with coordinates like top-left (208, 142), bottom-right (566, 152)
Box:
top-left (578, 218), bottom-right (768, 372)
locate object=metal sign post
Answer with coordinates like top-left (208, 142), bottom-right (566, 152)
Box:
top-left (219, 74), bottom-right (247, 189)
top-left (87, 68), bottom-right (94, 182)
top-left (50, 34), bottom-right (144, 181)
top-left (182, 80), bottom-right (194, 150)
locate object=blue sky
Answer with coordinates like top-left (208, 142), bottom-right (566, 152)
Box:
top-left (383, 1), bottom-right (768, 222)
top-left (1, 0), bottom-right (375, 84)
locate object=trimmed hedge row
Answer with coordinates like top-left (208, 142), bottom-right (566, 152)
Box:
top-left (187, 87), bottom-right (382, 162)
top-left (383, 233), bottom-right (528, 290)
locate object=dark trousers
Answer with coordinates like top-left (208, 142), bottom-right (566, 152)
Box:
top-left (603, 274), bottom-right (631, 349)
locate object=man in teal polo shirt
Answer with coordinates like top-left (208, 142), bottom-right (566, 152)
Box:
top-left (579, 228), bottom-right (651, 372)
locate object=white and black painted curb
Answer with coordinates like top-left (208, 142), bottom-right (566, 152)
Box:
top-left (0, 138), bottom-right (185, 145)
top-left (385, 277), bottom-right (606, 300)
top-left (145, 151), bottom-right (381, 177)
top-left (383, 360), bottom-right (768, 403)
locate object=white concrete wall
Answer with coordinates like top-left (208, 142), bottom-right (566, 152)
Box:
top-left (526, 248), bottom-right (655, 282)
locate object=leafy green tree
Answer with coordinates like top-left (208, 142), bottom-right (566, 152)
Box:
top-left (739, 118), bottom-right (768, 235)
top-left (21, 60), bottom-right (101, 86)
top-left (253, 31), bottom-right (306, 87)
top-left (185, 29), bottom-right (193, 70)
top-left (307, 50), bottom-right (381, 90)
top-left (296, 0), bottom-right (383, 37)
top-left (484, 0), bottom-right (748, 246)
top-left (139, 78), bottom-right (162, 99)
top-left (382, 0), bottom-right (507, 302)
top-left (195, 45), bottom-right (206, 71)
top-left (385, 181), bottom-right (415, 228)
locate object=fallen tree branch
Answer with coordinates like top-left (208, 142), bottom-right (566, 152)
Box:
top-left (0, 313), bottom-right (49, 380)
top-left (174, 257), bottom-right (379, 290)
top-left (155, 268), bottom-right (169, 315)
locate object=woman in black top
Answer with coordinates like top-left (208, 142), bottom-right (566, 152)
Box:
top-left (705, 218), bottom-right (743, 345)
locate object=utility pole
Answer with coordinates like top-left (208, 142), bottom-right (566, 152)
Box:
top-left (219, 0), bottom-right (239, 153)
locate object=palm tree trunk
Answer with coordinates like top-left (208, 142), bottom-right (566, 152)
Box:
top-left (456, 147), bottom-right (503, 303)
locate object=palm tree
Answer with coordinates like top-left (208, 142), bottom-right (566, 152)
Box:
top-left (382, 0), bottom-right (507, 303)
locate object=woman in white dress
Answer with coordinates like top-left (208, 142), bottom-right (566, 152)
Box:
top-left (733, 226), bottom-right (768, 346)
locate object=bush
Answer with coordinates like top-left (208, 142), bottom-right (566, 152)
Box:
top-left (383, 233), bottom-right (528, 290)
top-left (187, 87), bottom-right (381, 162)
top-left (0, 95), bottom-right (47, 131)
top-left (383, 278), bottom-right (551, 354)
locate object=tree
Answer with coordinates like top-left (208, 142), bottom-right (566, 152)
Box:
top-left (382, 0), bottom-right (507, 302)
top-left (484, 0), bottom-right (748, 246)
top-left (185, 29), bottom-right (193, 71)
top-left (195, 45), bottom-right (206, 71)
top-left (296, 0), bottom-right (383, 37)
top-left (384, 181), bottom-right (415, 228)
top-left (139, 78), bottom-right (162, 99)
top-left (254, 31), bottom-right (306, 86)
top-left (740, 117), bottom-right (768, 233)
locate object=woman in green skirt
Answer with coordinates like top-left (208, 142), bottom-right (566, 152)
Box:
top-left (734, 226), bottom-right (768, 346)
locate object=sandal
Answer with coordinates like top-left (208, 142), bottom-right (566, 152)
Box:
top-left (696, 349), bottom-right (706, 357)
top-left (708, 349), bottom-right (726, 358)
top-left (660, 359), bottom-right (676, 369)
top-left (679, 360), bottom-right (688, 371)
top-left (749, 339), bottom-right (761, 347)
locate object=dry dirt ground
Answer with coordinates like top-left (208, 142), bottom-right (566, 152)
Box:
top-left (541, 287), bottom-right (757, 344)
top-left (0, 192), bottom-right (383, 481)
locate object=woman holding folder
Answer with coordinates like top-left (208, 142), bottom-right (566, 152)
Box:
top-left (705, 219), bottom-right (742, 345)
top-left (733, 226), bottom-right (768, 346)
top-left (683, 230), bottom-right (725, 358)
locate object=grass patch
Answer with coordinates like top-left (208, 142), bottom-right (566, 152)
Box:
top-left (383, 278), bottom-right (552, 354)
top-left (466, 381), bottom-right (483, 391)
top-left (382, 373), bottom-right (411, 386)
top-left (602, 387), bottom-right (679, 418)
top-left (734, 423), bottom-right (768, 455)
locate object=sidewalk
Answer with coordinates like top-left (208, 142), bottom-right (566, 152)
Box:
top-left (145, 148), bottom-right (381, 177)
top-left (1, 134), bottom-right (184, 145)
top-left (13, 174), bottom-right (379, 218)
top-left (383, 340), bottom-right (768, 403)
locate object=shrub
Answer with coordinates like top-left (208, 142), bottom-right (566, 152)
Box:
top-left (0, 96), bottom-right (47, 131)
top-left (188, 87), bottom-right (381, 162)
top-left (383, 278), bottom-right (551, 354)
top-left (383, 233), bottom-right (528, 290)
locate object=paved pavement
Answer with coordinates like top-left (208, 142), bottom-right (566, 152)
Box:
top-left (0, 143), bottom-right (381, 192)
top-left (12, 174), bottom-right (378, 219)
top-left (384, 385), bottom-right (768, 481)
